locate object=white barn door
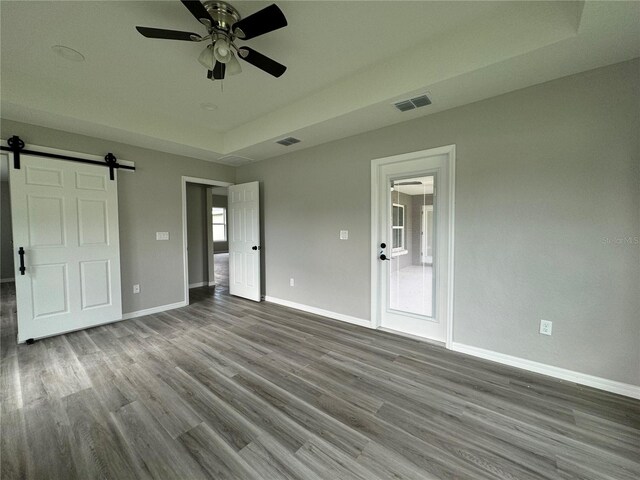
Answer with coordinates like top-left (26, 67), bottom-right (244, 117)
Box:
top-left (10, 154), bottom-right (122, 342)
top-left (228, 181), bottom-right (261, 302)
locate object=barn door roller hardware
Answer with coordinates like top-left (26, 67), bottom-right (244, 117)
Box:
top-left (0, 135), bottom-right (135, 179)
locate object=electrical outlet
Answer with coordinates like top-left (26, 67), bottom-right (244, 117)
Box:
top-left (156, 232), bottom-right (169, 241)
top-left (539, 319), bottom-right (552, 336)
top-left (290, 278), bottom-right (295, 287)
top-left (340, 230), bottom-right (349, 240)
top-left (133, 284), bottom-right (140, 294)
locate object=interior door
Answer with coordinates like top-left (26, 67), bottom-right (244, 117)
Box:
top-left (10, 154), bottom-right (122, 342)
top-left (228, 181), bottom-right (261, 301)
top-left (374, 151), bottom-right (452, 343)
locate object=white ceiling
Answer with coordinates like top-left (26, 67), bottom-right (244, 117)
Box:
top-left (394, 176), bottom-right (434, 196)
top-left (1, 1), bottom-right (639, 165)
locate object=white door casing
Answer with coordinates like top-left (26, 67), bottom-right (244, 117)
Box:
top-left (371, 145), bottom-right (455, 346)
top-left (228, 181), bottom-right (261, 302)
top-left (10, 154), bottom-right (122, 342)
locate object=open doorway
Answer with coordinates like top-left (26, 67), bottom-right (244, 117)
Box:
top-left (182, 176), bottom-right (233, 305)
top-left (182, 177), bottom-right (262, 305)
top-left (210, 186), bottom-right (229, 291)
top-left (185, 182), bottom-right (230, 302)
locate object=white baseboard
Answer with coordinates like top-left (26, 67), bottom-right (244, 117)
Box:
top-left (189, 282), bottom-right (207, 289)
top-left (265, 296), bottom-right (372, 329)
top-left (451, 342), bottom-right (640, 400)
top-left (208, 281), bottom-right (217, 286)
top-left (379, 327), bottom-right (445, 346)
top-left (1, 278), bottom-right (15, 283)
top-left (122, 300), bottom-right (188, 320)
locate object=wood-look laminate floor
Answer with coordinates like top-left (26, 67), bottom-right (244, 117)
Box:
top-left (1, 282), bottom-right (639, 480)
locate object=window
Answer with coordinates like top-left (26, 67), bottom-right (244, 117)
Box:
top-left (392, 204), bottom-right (405, 252)
top-left (212, 207), bottom-right (227, 242)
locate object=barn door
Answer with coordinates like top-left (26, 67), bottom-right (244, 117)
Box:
top-left (10, 154), bottom-right (122, 342)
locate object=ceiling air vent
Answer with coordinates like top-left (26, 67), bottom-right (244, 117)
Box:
top-left (276, 136), bottom-right (301, 146)
top-left (393, 94), bottom-right (432, 112)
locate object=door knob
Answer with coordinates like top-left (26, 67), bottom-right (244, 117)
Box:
top-left (379, 254), bottom-right (391, 261)
top-left (252, 245), bottom-right (261, 250)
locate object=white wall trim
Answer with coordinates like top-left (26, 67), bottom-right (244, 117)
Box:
top-left (0, 278), bottom-right (15, 283)
top-left (445, 146), bottom-right (456, 349)
top-left (1, 138), bottom-right (135, 169)
top-left (206, 187), bottom-right (215, 286)
top-left (181, 176), bottom-right (233, 307)
top-left (189, 282), bottom-right (207, 289)
top-left (451, 342), bottom-right (640, 400)
top-left (208, 281), bottom-right (217, 287)
top-left (122, 300), bottom-right (187, 320)
top-left (265, 296), bottom-right (372, 329)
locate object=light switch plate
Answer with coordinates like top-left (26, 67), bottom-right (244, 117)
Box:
top-left (340, 230), bottom-right (349, 240)
top-left (156, 232), bottom-right (169, 241)
top-left (539, 319), bottom-right (552, 335)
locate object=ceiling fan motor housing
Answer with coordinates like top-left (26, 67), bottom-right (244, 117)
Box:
top-left (203, 1), bottom-right (241, 32)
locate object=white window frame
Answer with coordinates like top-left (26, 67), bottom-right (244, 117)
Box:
top-left (212, 206), bottom-right (227, 242)
top-left (391, 203), bottom-right (406, 254)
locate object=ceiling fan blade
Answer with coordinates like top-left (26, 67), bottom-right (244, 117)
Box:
top-left (212, 61), bottom-right (226, 80)
top-left (238, 47), bottom-right (286, 77)
top-left (136, 26), bottom-right (201, 41)
top-left (180, 0), bottom-right (214, 26)
top-left (232, 4), bottom-right (287, 40)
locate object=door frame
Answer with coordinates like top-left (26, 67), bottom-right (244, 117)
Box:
top-left (181, 176), bottom-right (233, 305)
top-left (370, 144), bottom-right (456, 348)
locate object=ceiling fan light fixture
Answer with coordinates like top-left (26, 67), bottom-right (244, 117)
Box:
top-left (197, 45), bottom-right (215, 68)
top-left (214, 38), bottom-right (232, 63)
top-left (226, 52), bottom-right (242, 76)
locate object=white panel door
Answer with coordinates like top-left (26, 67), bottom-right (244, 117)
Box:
top-left (10, 154), bottom-right (122, 342)
top-left (228, 181), bottom-right (261, 302)
top-left (373, 148), bottom-right (454, 344)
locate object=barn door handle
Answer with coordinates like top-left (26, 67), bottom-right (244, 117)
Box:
top-left (18, 247), bottom-right (26, 275)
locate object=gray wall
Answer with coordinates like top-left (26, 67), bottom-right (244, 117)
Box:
top-left (212, 194), bottom-right (229, 253)
top-left (0, 119), bottom-right (235, 313)
top-left (0, 179), bottom-right (14, 279)
top-left (237, 59), bottom-right (640, 386)
top-left (187, 184), bottom-right (209, 285)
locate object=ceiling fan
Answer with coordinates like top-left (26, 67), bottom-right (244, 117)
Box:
top-left (135, 1), bottom-right (287, 81)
